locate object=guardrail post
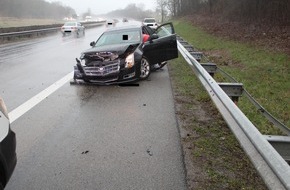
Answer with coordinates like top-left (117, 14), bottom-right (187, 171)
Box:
top-left (183, 44), bottom-right (194, 51)
top-left (264, 135), bottom-right (290, 164)
top-left (217, 83), bottom-right (243, 104)
top-left (201, 63), bottom-right (217, 77)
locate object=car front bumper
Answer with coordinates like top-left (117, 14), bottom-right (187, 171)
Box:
top-left (61, 29), bottom-right (78, 34)
top-left (73, 61), bottom-right (138, 85)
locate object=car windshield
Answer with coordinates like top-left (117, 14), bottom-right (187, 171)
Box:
top-left (95, 29), bottom-right (141, 46)
top-left (64, 22), bottom-right (76, 26)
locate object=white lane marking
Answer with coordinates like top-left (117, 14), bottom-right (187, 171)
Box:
top-left (8, 71), bottom-right (73, 123)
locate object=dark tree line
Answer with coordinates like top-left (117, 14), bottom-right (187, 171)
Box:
top-left (106, 4), bottom-right (155, 21)
top-left (164, 0), bottom-right (290, 25)
top-left (0, 0), bottom-right (76, 19)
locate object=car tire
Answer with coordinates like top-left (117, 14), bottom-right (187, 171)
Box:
top-left (139, 57), bottom-right (151, 80)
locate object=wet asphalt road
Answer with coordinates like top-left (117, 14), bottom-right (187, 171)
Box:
top-left (1, 21), bottom-right (187, 189)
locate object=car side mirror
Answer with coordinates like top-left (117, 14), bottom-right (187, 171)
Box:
top-left (90, 41), bottom-right (96, 47)
top-left (149, 34), bottom-right (159, 42)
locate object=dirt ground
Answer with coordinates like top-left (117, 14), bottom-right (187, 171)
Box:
top-left (185, 15), bottom-right (290, 56)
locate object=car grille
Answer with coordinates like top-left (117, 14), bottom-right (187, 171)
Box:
top-left (84, 60), bottom-right (120, 76)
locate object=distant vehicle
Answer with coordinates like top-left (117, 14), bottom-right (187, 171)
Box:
top-left (105, 19), bottom-right (117, 28)
top-left (0, 97), bottom-right (17, 189)
top-left (85, 15), bottom-right (92, 22)
top-left (142, 18), bottom-right (158, 29)
top-left (60, 22), bottom-right (85, 37)
top-left (73, 23), bottom-right (178, 84)
top-left (106, 19), bottom-right (114, 26)
top-left (122, 18), bottom-right (128, 22)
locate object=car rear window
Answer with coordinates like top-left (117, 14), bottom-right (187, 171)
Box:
top-left (144, 19), bottom-right (155, 23)
top-left (64, 22), bottom-right (76, 26)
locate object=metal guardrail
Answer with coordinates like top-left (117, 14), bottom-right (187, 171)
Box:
top-left (217, 67), bottom-right (290, 136)
top-left (0, 28), bottom-right (59, 37)
top-left (177, 37), bottom-right (290, 190)
top-left (0, 21), bottom-right (105, 39)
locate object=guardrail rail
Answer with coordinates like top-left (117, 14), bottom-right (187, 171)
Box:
top-left (176, 35), bottom-right (290, 190)
top-left (0, 21), bottom-right (106, 41)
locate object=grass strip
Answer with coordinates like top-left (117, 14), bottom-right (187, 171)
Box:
top-left (0, 17), bottom-right (62, 28)
top-left (168, 55), bottom-right (267, 189)
top-left (173, 19), bottom-right (289, 134)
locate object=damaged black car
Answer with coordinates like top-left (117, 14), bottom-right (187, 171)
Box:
top-left (73, 23), bottom-right (178, 84)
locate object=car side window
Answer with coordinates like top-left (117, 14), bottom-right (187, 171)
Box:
top-left (142, 26), bottom-right (154, 35)
top-left (156, 24), bottom-right (174, 38)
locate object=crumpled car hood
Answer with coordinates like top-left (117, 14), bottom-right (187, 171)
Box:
top-left (82, 43), bottom-right (139, 61)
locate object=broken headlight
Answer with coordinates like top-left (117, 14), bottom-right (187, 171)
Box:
top-left (125, 53), bottom-right (135, 69)
top-left (0, 97), bottom-right (9, 119)
top-left (80, 53), bottom-right (85, 60)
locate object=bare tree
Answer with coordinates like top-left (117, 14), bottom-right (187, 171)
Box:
top-left (167, 0), bottom-right (179, 17)
top-left (106, 3), bottom-right (154, 21)
top-left (171, 0), bottom-right (289, 25)
top-left (0, 0), bottom-right (76, 19)
top-left (156, 0), bottom-right (168, 23)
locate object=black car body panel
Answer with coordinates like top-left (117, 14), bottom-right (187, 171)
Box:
top-left (0, 128), bottom-right (17, 187)
top-left (0, 98), bottom-right (16, 188)
top-left (73, 23), bottom-right (178, 84)
top-left (143, 34), bottom-right (178, 65)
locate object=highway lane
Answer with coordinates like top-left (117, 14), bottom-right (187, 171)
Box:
top-left (1, 21), bottom-right (187, 189)
top-left (0, 24), bottom-right (106, 111)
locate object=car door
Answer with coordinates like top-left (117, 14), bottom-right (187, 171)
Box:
top-left (143, 23), bottom-right (178, 64)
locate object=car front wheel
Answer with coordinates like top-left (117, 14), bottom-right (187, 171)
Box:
top-left (139, 57), bottom-right (151, 80)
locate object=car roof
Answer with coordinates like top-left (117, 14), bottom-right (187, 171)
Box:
top-left (105, 25), bottom-right (141, 32)
top-left (64, 22), bottom-right (78, 24)
top-left (144, 17), bottom-right (155, 19)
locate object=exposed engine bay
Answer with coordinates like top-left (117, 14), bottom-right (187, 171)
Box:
top-left (80, 44), bottom-right (139, 67)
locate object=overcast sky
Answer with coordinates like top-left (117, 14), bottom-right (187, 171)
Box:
top-left (46, 0), bottom-right (156, 15)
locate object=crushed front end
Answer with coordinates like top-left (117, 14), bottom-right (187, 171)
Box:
top-left (73, 49), bottom-right (138, 84)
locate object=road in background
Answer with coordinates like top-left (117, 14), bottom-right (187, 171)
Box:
top-left (1, 20), bottom-right (187, 189)
top-left (0, 23), bottom-right (105, 111)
